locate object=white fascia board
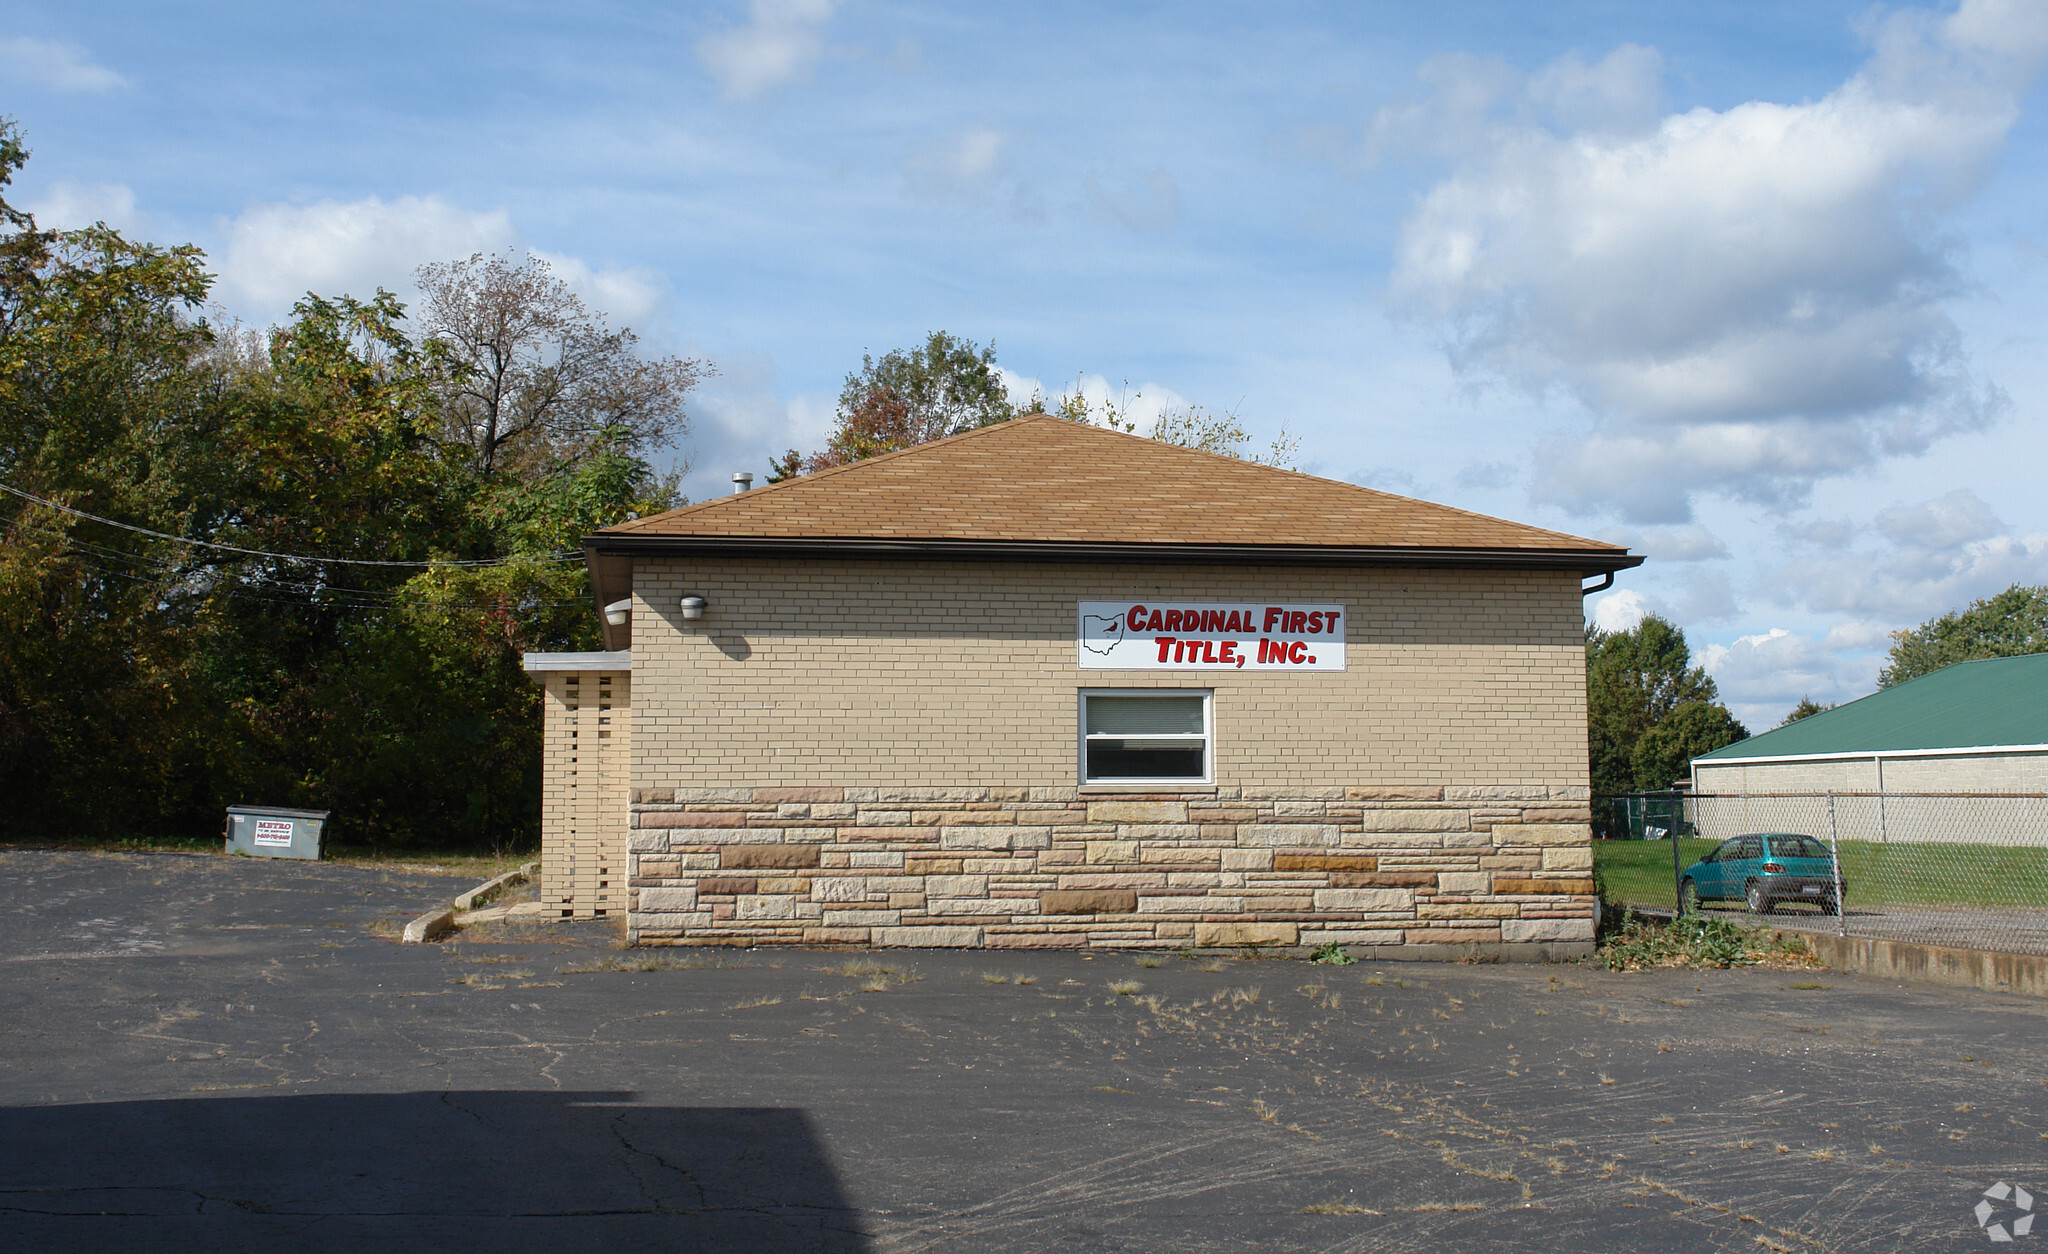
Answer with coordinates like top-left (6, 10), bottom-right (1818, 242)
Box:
top-left (521, 650), bottom-right (634, 673)
top-left (1692, 743), bottom-right (2048, 769)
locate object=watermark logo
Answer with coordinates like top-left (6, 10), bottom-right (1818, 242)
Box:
top-left (1976, 1182), bottom-right (2035, 1242)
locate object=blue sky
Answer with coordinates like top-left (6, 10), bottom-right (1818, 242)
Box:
top-left (7, 0), bottom-right (2048, 727)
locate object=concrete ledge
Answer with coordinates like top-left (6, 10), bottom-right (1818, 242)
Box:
top-left (454, 861), bottom-right (537, 912)
top-left (402, 909), bottom-right (455, 944)
top-left (1795, 931), bottom-right (2048, 999)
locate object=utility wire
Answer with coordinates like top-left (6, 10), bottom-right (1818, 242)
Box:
top-left (0, 481), bottom-right (581, 568)
top-left (10, 517), bottom-right (577, 600)
top-left (58, 549), bottom-right (592, 612)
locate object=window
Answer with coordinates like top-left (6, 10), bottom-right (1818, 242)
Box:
top-left (1080, 690), bottom-right (1211, 785)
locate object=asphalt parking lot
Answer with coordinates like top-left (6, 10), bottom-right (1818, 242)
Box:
top-left (2, 850), bottom-right (2045, 1253)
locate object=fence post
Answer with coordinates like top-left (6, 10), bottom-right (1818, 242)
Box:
top-left (1826, 790), bottom-right (1846, 938)
top-left (1672, 798), bottom-right (1685, 913)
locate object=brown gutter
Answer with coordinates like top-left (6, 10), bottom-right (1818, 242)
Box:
top-left (582, 534), bottom-right (1642, 574)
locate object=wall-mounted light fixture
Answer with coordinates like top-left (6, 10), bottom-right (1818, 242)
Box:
top-left (680, 595), bottom-right (707, 620)
top-left (603, 597), bottom-right (633, 627)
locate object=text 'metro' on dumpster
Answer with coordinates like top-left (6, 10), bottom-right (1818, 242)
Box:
top-left (224, 806), bottom-right (330, 860)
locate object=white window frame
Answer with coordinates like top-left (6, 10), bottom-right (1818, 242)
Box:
top-left (1078, 689), bottom-right (1214, 787)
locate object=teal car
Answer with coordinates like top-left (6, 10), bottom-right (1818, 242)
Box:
top-left (1679, 832), bottom-right (1844, 916)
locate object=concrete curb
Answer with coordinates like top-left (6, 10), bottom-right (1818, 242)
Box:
top-left (401, 908), bottom-right (455, 944)
top-left (1795, 931), bottom-right (2048, 1000)
top-left (1622, 906), bottom-right (2046, 1000)
top-left (453, 861), bottom-right (537, 913)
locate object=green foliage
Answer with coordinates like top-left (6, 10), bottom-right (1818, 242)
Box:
top-left (1879, 583), bottom-right (2048, 687)
top-left (0, 123), bottom-right (691, 852)
top-left (1586, 615), bottom-right (1746, 804)
top-left (1630, 701), bottom-right (1748, 794)
top-left (775, 331), bottom-right (1014, 476)
top-left (1778, 696), bottom-right (1835, 726)
top-left (1596, 912), bottom-right (1813, 972)
top-left (1308, 942), bottom-right (1355, 965)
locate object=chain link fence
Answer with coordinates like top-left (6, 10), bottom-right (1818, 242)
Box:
top-left (1597, 791), bottom-right (2048, 958)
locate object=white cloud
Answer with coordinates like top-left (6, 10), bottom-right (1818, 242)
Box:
top-left (1384, 0), bottom-right (2046, 521)
top-left (1702, 627), bottom-right (1885, 729)
top-left (24, 180), bottom-right (142, 233)
top-left (1598, 523), bottom-right (1728, 562)
top-left (1766, 487), bottom-right (2048, 620)
top-left (529, 249), bottom-right (668, 328)
top-left (213, 195), bottom-right (519, 325)
top-left (1589, 587), bottom-right (1649, 632)
top-left (0, 36), bottom-right (127, 92)
top-left (696, 0), bottom-right (837, 102)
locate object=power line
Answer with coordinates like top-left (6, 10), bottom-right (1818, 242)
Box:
top-left (0, 481), bottom-right (582, 568)
top-left (10, 518), bottom-right (579, 600)
top-left (55, 548), bottom-right (593, 612)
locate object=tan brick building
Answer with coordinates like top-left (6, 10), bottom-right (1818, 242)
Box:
top-left (524, 416), bottom-right (1639, 956)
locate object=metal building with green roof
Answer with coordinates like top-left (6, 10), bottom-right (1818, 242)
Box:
top-left (1693, 654), bottom-right (2048, 799)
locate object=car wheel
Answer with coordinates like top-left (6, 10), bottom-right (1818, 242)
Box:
top-left (1745, 881), bottom-right (1773, 916)
top-left (1821, 895), bottom-right (1842, 916)
top-left (1678, 878), bottom-right (1701, 916)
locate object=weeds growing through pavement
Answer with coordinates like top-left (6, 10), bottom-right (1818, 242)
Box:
top-left (1108, 979), bottom-right (1143, 995)
top-left (1135, 954), bottom-right (1163, 968)
top-left (560, 954), bottom-right (710, 973)
top-left (1597, 912), bottom-right (1822, 972)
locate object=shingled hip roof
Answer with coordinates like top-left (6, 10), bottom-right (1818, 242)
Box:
top-left (590, 415), bottom-right (1638, 572)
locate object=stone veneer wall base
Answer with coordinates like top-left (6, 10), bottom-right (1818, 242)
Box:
top-left (626, 785), bottom-right (1595, 953)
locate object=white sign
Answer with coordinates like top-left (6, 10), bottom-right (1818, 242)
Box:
top-left (1078, 601), bottom-right (1346, 671)
top-left (253, 819), bottom-right (294, 848)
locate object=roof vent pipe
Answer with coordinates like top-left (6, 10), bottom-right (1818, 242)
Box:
top-left (732, 472), bottom-right (754, 493)
top-left (603, 597), bottom-right (632, 627)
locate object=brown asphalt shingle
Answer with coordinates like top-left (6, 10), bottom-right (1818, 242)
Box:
top-left (602, 414), bottom-right (1626, 556)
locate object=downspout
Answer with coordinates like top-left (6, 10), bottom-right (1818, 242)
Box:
top-left (1581, 572), bottom-right (1614, 596)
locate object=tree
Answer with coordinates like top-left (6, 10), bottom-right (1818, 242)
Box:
top-left (775, 331), bottom-right (1014, 476)
top-left (1585, 615), bottom-right (1746, 799)
top-left (1879, 583), bottom-right (2048, 687)
top-left (1632, 701), bottom-right (1749, 793)
top-left (415, 252), bottom-right (709, 476)
top-left (1779, 697), bottom-right (1835, 726)
top-left (1028, 381), bottom-right (1300, 469)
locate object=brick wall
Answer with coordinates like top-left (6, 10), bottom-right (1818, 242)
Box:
top-left (619, 557), bottom-right (1594, 952)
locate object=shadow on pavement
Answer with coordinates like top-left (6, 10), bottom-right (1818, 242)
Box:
top-left (0, 1090), bottom-right (868, 1252)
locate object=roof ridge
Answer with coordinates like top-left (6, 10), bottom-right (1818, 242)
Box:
top-left (616, 414), bottom-right (1047, 532)
top-left (617, 413), bottom-right (1616, 550)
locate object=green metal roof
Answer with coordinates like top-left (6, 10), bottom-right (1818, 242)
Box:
top-left (1698, 653), bottom-right (2048, 761)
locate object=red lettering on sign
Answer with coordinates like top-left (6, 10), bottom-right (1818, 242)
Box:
top-left (1218, 640), bottom-right (1238, 665)
top-left (1264, 607), bottom-right (1283, 632)
top-left (1127, 605), bottom-right (1148, 631)
top-left (1289, 611), bottom-right (1309, 633)
top-left (1288, 640), bottom-right (1308, 663)
top-left (1305, 611), bottom-right (1323, 634)
top-left (1156, 637), bottom-right (1176, 663)
top-left (1201, 640), bottom-right (1219, 664)
top-left (1325, 610), bottom-right (1341, 635)
top-left (1161, 610), bottom-right (1180, 631)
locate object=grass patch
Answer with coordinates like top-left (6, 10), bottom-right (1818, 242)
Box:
top-left (1134, 954), bottom-right (1163, 968)
top-left (1309, 942), bottom-right (1355, 966)
top-left (1303, 1202), bottom-right (1382, 1215)
top-left (1108, 979), bottom-right (1144, 996)
top-left (840, 959), bottom-right (899, 978)
top-left (1597, 836), bottom-right (2048, 909)
top-left (981, 972), bottom-right (1010, 984)
top-left (1597, 911), bottom-right (1824, 972)
top-left (560, 953), bottom-right (711, 974)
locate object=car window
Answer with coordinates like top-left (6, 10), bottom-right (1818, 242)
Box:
top-left (1707, 841), bottom-right (1738, 863)
top-left (1767, 834), bottom-right (1830, 859)
top-left (1732, 836), bottom-right (1763, 860)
